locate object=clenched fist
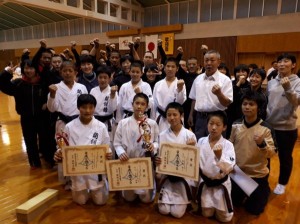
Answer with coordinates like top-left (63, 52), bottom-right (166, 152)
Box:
top-left (49, 84), bottom-right (58, 98)
top-left (177, 79), bottom-right (185, 92)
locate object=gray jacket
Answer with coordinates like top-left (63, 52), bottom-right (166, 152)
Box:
top-left (266, 74), bottom-right (300, 130)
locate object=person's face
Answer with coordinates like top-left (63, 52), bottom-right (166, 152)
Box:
top-left (277, 58), bottom-right (296, 76)
top-left (51, 56), bottom-right (63, 71)
top-left (242, 99), bottom-right (258, 119)
top-left (273, 62), bottom-right (278, 69)
top-left (218, 68), bottom-right (227, 75)
top-left (97, 73), bottom-right (110, 90)
top-left (146, 70), bottom-right (157, 82)
top-left (122, 59), bottom-right (131, 74)
top-left (110, 52), bottom-right (120, 67)
top-left (143, 52), bottom-right (154, 66)
top-left (166, 108), bottom-right (182, 128)
top-left (79, 103), bottom-right (95, 123)
top-left (204, 53), bottom-right (220, 76)
top-left (130, 66), bottom-right (142, 84)
top-left (187, 59), bottom-right (198, 73)
top-left (236, 70), bottom-right (248, 81)
top-left (132, 97), bottom-right (148, 118)
top-left (179, 60), bottom-right (187, 72)
top-left (41, 52), bottom-right (52, 67)
top-left (249, 73), bottom-right (263, 89)
top-left (61, 65), bottom-right (77, 84)
top-left (24, 64), bottom-right (37, 79)
top-left (164, 61), bottom-right (178, 78)
top-left (81, 62), bottom-right (93, 74)
top-left (207, 116), bottom-right (226, 139)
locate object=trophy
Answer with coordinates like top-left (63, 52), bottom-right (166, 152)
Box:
top-left (137, 112), bottom-right (152, 158)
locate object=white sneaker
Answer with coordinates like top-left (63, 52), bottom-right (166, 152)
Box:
top-left (273, 184), bottom-right (286, 195)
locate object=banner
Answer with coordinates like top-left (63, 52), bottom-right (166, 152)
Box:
top-left (162, 33), bottom-right (174, 55)
top-left (119, 36), bottom-right (133, 50)
top-left (145, 34), bottom-right (158, 59)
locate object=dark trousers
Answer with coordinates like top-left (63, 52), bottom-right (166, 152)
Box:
top-left (20, 115), bottom-right (42, 167)
top-left (195, 111), bottom-right (226, 140)
top-left (231, 175), bottom-right (270, 215)
top-left (39, 110), bottom-right (56, 166)
top-left (194, 113), bottom-right (209, 140)
top-left (275, 129), bottom-right (297, 185)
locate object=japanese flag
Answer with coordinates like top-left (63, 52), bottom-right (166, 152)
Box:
top-left (145, 34), bottom-right (158, 59)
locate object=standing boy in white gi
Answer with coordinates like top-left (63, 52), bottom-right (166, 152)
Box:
top-left (153, 57), bottom-right (186, 132)
top-left (116, 61), bottom-right (153, 122)
top-left (90, 66), bottom-right (118, 152)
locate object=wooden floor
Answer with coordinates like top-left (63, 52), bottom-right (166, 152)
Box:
top-left (1, 91), bottom-right (300, 224)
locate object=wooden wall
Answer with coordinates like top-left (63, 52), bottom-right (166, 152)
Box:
top-left (237, 32), bottom-right (300, 72)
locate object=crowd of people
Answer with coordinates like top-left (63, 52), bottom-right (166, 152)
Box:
top-left (0, 37), bottom-right (299, 221)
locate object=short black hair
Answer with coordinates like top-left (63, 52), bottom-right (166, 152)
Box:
top-left (130, 60), bottom-right (143, 71)
top-left (241, 90), bottom-right (263, 110)
top-left (144, 64), bottom-right (158, 73)
top-left (80, 55), bottom-right (93, 64)
top-left (207, 111), bottom-right (228, 126)
top-left (60, 61), bottom-right (77, 71)
top-left (120, 54), bottom-right (134, 64)
top-left (248, 63), bottom-right (258, 69)
top-left (77, 94), bottom-right (97, 108)
top-left (164, 57), bottom-right (179, 67)
top-left (133, 92), bottom-right (149, 105)
top-left (277, 53), bottom-right (296, 64)
top-left (166, 102), bottom-right (184, 115)
top-left (21, 59), bottom-right (36, 74)
top-left (96, 66), bottom-right (112, 77)
top-left (250, 68), bottom-right (266, 81)
top-left (234, 64), bottom-right (249, 77)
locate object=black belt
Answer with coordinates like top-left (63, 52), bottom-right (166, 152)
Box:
top-left (123, 110), bottom-right (133, 118)
top-left (156, 107), bottom-right (166, 125)
top-left (94, 114), bottom-right (113, 132)
top-left (196, 171), bottom-right (233, 214)
top-left (157, 107), bottom-right (166, 118)
top-left (58, 112), bottom-right (78, 124)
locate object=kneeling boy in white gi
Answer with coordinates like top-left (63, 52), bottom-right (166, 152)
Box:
top-left (196, 111), bottom-right (235, 222)
top-left (114, 93), bottom-right (159, 203)
top-left (155, 102), bottom-right (197, 218)
top-left (54, 94), bottom-right (112, 205)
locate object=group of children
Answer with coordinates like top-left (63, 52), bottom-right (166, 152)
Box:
top-left (1, 40), bottom-right (299, 221)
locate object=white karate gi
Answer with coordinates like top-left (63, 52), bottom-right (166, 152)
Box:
top-left (114, 116), bottom-right (159, 202)
top-left (116, 80), bottom-right (153, 122)
top-left (158, 127), bottom-right (196, 218)
top-left (47, 81), bottom-right (88, 115)
top-left (65, 117), bottom-right (111, 205)
top-left (47, 81), bottom-right (88, 185)
top-left (90, 85), bottom-right (118, 149)
top-left (153, 78), bottom-right (186, 132)
top-left (197, 135), bottom-right (235, 222)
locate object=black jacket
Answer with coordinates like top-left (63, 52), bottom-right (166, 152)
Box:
top-left (0, 70), bottom-right (45, 117)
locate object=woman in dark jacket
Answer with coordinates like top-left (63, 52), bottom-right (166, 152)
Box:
top-left (0, 59), bottom-right (46, 169)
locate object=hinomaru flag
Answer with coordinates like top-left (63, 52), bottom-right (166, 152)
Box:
top-left (119, 36), bottom-right (133, 50)
top-left (145, 35), bottom-right (158, 59)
